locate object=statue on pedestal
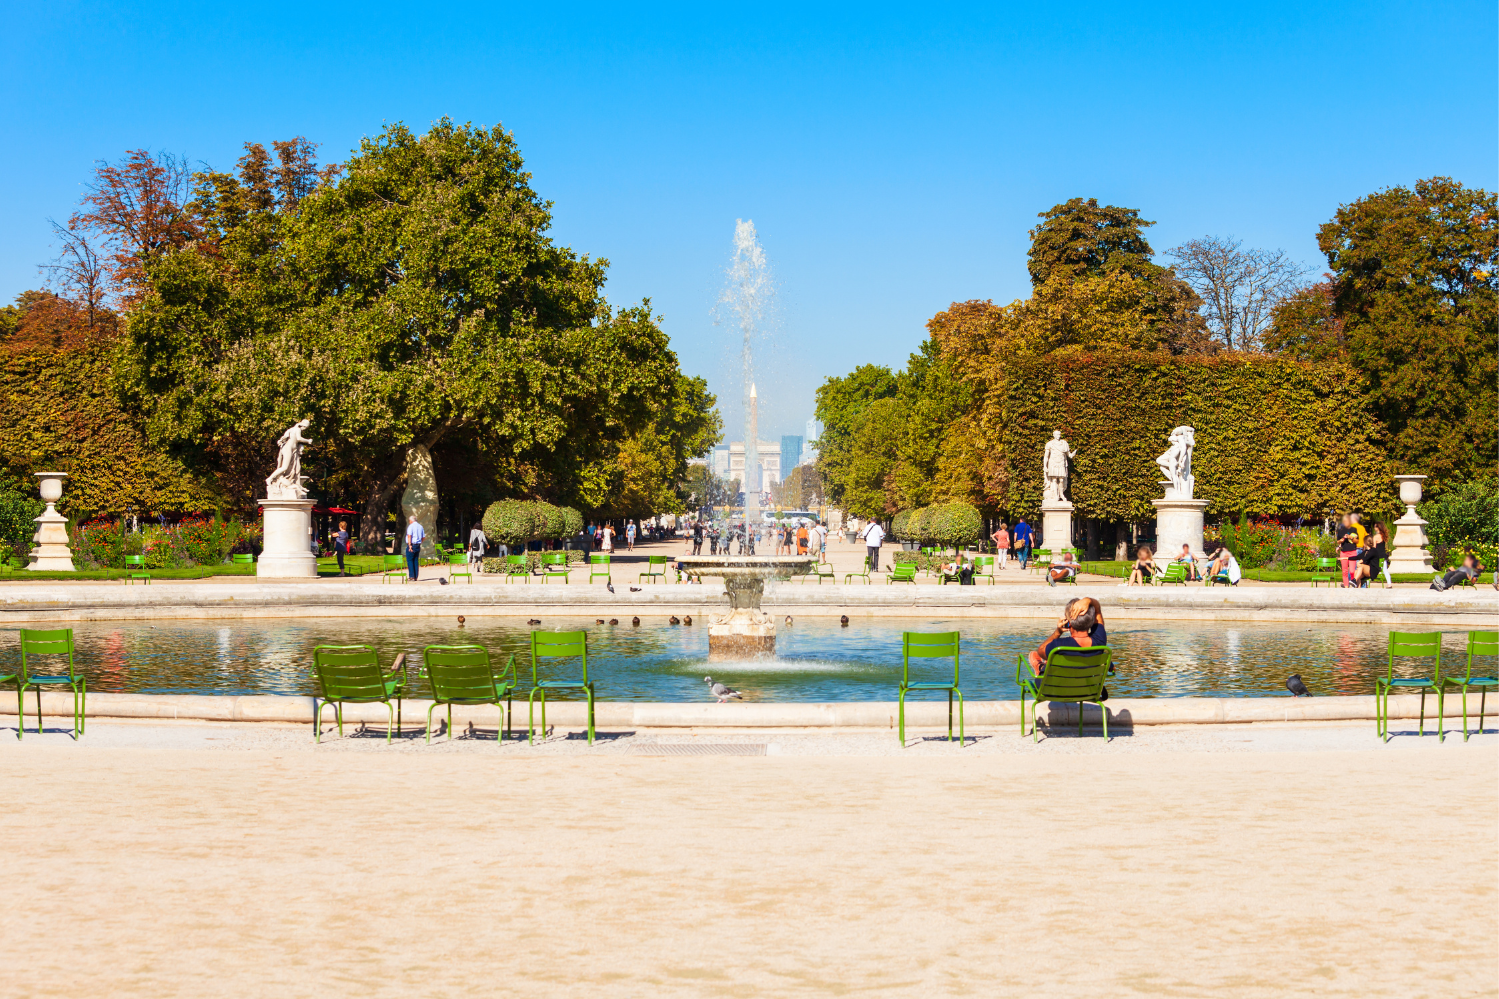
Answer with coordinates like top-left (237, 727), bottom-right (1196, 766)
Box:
top-left (1155, 426), bottom-right (1196, 500)
top-left (1042, 430), bottom-right (1076, 504)
top-left (266, 419), bottom-right (313, 499)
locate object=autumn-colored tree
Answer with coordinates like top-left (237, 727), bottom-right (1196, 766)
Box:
top-left (1263, 279), bottom-right (1346, 363)
top-left (68, 150), bottom-right (200, 304)
top-left (1027, 198), bottom-right (1156, 286)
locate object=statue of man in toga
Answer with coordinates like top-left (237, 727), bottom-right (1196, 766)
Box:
top-left (1042, 430), bottom-right (1077, 504)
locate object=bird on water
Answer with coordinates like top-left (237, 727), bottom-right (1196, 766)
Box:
top-left (840, 615), bottom-right (849, 627)
top-left (1285, 675), bottom-right (1313, 697)
top-left (704, 676), bottom-right (743, 702)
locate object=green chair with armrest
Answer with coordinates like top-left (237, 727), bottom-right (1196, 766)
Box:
top-left (1016, 645), bottom-right (1112, 742)
top-left (311, 645), bottom-right (408, 743)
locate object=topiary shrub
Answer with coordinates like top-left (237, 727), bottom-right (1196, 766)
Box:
top-left (483, 500), bottom-right (534, 548)
top-left (891, 510), bottom-right (913, 542)
top-left (560, 506), bottom-right (584, 538)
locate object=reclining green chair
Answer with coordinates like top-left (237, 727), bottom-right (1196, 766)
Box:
top-left (3, 628), bottom-right (87, 739)
top-left (422, 644), bottom-right (517, 742)
top-left (897, 631), bottom-right (963, 747)
top-left (528, 629), bottom-right (597, 745)
top-left (311, 645), bottom-right (408, 743)
top-left (888, 562), bottom-right (918, 584)
top-left (1016, 645), bottom-right (1112, 742)
top-left (1375, 631), bottom-right (1444, 742)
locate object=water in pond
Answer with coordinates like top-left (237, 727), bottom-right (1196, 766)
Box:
top-left (1, 618), bottom-right (1479, 701)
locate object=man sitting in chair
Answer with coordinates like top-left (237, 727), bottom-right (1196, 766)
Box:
top-left (1027, 599), bottom-right (1099, 677)
top-left (1206, 546), bottom-right (1242, 586)
top-left (1171, 543), bottom-right (1200, 581)
top-left (1047, 551), bottom-right (1079, 586)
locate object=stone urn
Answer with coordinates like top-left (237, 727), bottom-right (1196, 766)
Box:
top-left (28, 472), bottom-right (76, 571)
top-left (678, 554), bottom-right (814, 659)
top-left (1387, 474), bottom-right (1432, 574)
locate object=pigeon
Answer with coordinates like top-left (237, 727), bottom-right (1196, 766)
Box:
top-left (631, 616), bottom-right (640, 627)
top-left (596, 619), bottom-right (606, 625)
top-left (784, 615), bottom-right (793, 626)
top-left (630, 586), bottom-right (642, 592)
top-left (669, 616), bottom-right (680, 625)
top-left (1286, 675), bottom-right (1312, 697)
top-left (527, 619), bottom-right (541, 626)
top-left (607, 582), bottom-right (615, 594)
top-left (439, 577), bottom-right (449, 585)
top-left (840, 615), bottom-right (849, 627)
top-left (457, 616), bottom-right (466, 626)
top-left (683, 615), bottom-right (693, 626)
top-left (704, 676), bottom-right (743, 702)
top-left (608, 618), bottom-right (618, 626)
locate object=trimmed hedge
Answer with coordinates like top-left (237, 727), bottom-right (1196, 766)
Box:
top-left (891, 501), bottom-right (982, 551)
top-left (480, 550), bottom-right (585, 574)
top-left (482, 500), bottom-right (584, 547)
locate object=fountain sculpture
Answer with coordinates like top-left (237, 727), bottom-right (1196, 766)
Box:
top-left (679, 554), bottom-right (813, 659)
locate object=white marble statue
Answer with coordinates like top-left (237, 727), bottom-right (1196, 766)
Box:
top-left (265, 419), bottom-right (313, 499)
top-left (1155, 425), bottom-right (1196, 500)
top-left (1042, 430), bottom-right (1077, 504)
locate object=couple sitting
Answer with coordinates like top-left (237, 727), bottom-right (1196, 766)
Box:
top-left (1026, 597), bottom-right (1107, 677)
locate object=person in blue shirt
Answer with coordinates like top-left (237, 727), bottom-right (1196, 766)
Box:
top-left (404, 515), bottom-right (425, 582)
top-left (1012, 519), bottom-right (1034, 569)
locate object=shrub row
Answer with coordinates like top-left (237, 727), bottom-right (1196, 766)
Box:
top-left (481, 500), bottom-right (584, 548)
top-left (891, 502), bottom-right (982, 551)
top-left (479, 550), bottom-right (586, 574)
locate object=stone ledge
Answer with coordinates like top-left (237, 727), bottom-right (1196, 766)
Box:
top-left (0, 689), bottom-right (1474, 729)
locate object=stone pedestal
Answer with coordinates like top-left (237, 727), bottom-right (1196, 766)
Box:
top-left (708, 575), bottom-right (775, 660)
top-left (1152, 498), bottom-right (1208, 559)
top-left (1387, 474), bottom-right (1433, 575)
top-left (1040, 501), bottom-right (1074, 551)
top-left (28, 472), bottom-right (75, 571)
top-left (257, 498), bottom-right (318, 578)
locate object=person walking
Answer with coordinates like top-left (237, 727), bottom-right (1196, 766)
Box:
top-left (404, 515), bottom-right (424, 582)
top-left (692, 520), bottom-right (703, 555)
top-left (601, 522), bottom-right (615, 554)
top-left (1012, 518), bottom-right (1033, 570)
top-left (333, 519), bottom-right (351, 576)
top-left (812, 520), bottom-right (828, 563)
top-left (992, 522), bottom-right (1010, 570)
top-left (467, 522), bottom-right (487, 569)
top-left (796, 522), bottom-right (809, 556)
top-left (626, 520), bottom-right (637, 551)
top-left (861, 519), bottom-right (885, 572)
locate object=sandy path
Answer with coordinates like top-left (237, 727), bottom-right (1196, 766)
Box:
top-left (2, 735), bottom-right (1494, 997)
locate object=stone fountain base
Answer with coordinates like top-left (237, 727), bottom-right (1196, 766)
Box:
top-left (708, 610), bottom-right (776, 660)
top-left (678, 554), bottom-right (814, 661)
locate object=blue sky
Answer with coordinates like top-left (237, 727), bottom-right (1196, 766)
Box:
top-left (3, 2), bottom-right (1494, 443)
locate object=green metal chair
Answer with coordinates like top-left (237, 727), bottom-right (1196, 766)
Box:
top-left (888, 562), bottom-right (918, 584)
top-left (504, 553), bottom-right (529, 583)
top-left (4, 628), bottom-right (86, 739)
top-left (973, 555), bottom-right (996, 584)
top-left (1376, 631), bottom-right (1445, 743)
top-left (422, 645), bottom-right (517, 743)
top-left (1309, 557), bottom-right (1338, 587)
top-left (124, 554), bottom-right (151, 585)
top-left (311, 645), bottom-right (408, 743)
top-left (587, 554), bottom-right (612, 585)
top-left (807, 560), bottom-right (837, 584)
top-left (897, 631), bottom-right (963, 746)
top-left (1156, 563), bottom-right (1187, 586)
top-left (1443, 631), bottom-right (1497, 742)
top-left (541, 551), bottom-right (572, 584)
top-left (231, 553), bottom-right (255, 565)
top-left (639, 555), bottom-right (668, 583)
top-left (380, 553), bottom-right (405, 583)
top-left (1016, 646), bottom-right (1112, 742)
top-left (528, 630), bottom-right (596, 745)
top-left (844, 555), bottom-right (873, 585)
top-left (1029, 548), bottom-right (1053, 575)
top-left (447, 551), bottom-right (473, 584)
top-left (1049, 560), bottom-right (1079, 585)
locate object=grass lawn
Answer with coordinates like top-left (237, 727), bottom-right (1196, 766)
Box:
top-left (1, 563), bottom-right (259, 582)
top-left (1078, 560), bottom-right (1434, 585)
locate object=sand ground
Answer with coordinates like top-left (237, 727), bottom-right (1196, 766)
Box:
top-left (1, 719), bottom-right (1495, 998)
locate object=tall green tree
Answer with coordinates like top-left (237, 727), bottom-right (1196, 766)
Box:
top-left (117, 120), bottom-right (706, 546)
top-left (1305, 177), bottom-right (1497, 491)
top-left (1026, 198), bottom-right (1157, 286)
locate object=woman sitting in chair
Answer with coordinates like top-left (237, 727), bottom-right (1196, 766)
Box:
top-left (1125, 545), bottom-right (1155, 586)
top-left (1027, 598), bottom-right (1099, 677)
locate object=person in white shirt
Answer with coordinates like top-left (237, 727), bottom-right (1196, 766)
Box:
top-left (861, 520), bottom-right (885, 571)
top-left (811, 522), bottom-right (828, 563)
top-left (404, 515), bottom-right (425, 582)
top-left (467, 524), bottom-right (488, 567)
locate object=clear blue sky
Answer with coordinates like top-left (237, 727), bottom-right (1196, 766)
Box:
top-left (3, 2), bottom-right (1494, 443)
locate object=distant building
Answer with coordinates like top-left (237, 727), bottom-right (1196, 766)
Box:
top-left (711, 443), bottom-right (731, 479)
top-left (727, 440), bottom-right (781, 487)
top-left (780, 436), bottom-right (803, 479)
top-left (800, 418), bottom-right (823, 466)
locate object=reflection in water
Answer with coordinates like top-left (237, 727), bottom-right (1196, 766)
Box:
top-left (0, 618), bottom-right (1474, 702)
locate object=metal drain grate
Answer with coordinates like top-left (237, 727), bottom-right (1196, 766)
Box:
top-left (629, 743), bottom-right (767, 756)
